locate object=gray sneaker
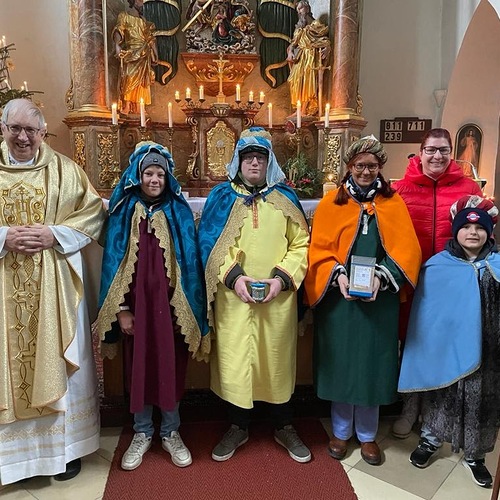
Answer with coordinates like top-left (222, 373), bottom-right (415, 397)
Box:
top-left (212, 424), bottom-right (249, 461)
top-left (162, 431), bottom-right (192, 467)
top-left (121, 433), bottom-right (152, 470)
top-left (274, 425), bottom-right (311, 463)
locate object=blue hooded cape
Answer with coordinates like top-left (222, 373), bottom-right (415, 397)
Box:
top-left (198, 126), bottom-right (305, 268)
top-left (398, 250), bottom-right (500, 392)
top-left (98, 142), bottom-right (208, 344)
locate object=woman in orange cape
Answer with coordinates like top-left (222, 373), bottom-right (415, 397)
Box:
top-left (305, 136), bottom-right (421, 466)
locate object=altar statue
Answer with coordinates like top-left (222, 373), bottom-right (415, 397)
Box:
top-left (286, 1), bottom-right (330, 117)
top-left (113, 0), bottom-right (158, 115)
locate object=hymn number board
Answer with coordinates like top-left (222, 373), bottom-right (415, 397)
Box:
top-left (380, 118), bottom-right (432, 143)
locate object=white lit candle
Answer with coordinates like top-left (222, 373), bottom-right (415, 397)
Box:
top-left (174, 90), bottom-right (180, 101)
top-left (111, 103), bottom-right (118, 125)
top-left (140, 98), bottom-right (146, 127)
top-left (199, 85), bottom-right (204, 100)
top-left (259, 91), bottom-right (265, 104)
top-left (268, 103), bottom-right (273, 129)
top-left (168, 102), bottom-right (173, 128)
top-left (1, 36), bottom-right (5, 48)
top-left (24, 81), bottom-right (28, 91)
top-left (20, 85), bottom-right (24, 91)
top-left (4, 79), bottom-right (10, 90)
top-left (185, 87), bottom-right (191, 100)
top-left (296, 100), bottom-right (301, 128)
top-left (324, 103), bottom-right (330, 128)
top-left (248, 91), bottom-right (254, 103)
top-left (235, 84), bottom-right (241, 102)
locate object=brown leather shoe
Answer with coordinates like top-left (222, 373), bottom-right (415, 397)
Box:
top-left (360, 441), bottom-right (381, 465)
top-left (328, 436), bottom-right (348, 460)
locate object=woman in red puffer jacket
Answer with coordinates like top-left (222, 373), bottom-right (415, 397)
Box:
top-left (391, 128), bottom-right (482, 439)
top-left (393, 128), bottom-right (482, 263)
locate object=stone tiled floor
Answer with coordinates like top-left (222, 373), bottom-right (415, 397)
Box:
top-left (1, 418), bottom-right (497, 499)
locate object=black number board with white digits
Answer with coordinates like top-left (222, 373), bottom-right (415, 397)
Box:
top-left (379, 118), bottom-right (432, 143)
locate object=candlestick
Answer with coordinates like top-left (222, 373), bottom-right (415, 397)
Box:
top-left (259, 91), bottom-right (265, 104)
top-left (324, 103), bottom-right (330, 128)
top-left (248, 91), bottom-right (254, 103)
top-left (199, 85), bottom-right (204, 101)
top-left (168, 102), bottom-right (173, 128)
top-left (235, 84), bottom-right (241, 102)
top-left (268, 103), bottom-right (273, 129)
top-left (24, 81), bottom-right (28, 92)
top-left (185, 87), bottom-right (191, 100)
top-left (111, 103), bottom-right (118, 125)
top-left (174, 90), bottom-right (180, 102)
top-left (140, 98), bottom-right (146, 127)
top-left (296, 100), bottom-right (301, 128)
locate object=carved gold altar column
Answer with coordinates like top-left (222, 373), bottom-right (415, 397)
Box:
top-left (318, 0), bottom-right (367, 183)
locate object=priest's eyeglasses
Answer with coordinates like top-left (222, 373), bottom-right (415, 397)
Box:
top-left (422, 146), bottom-right (451, 155)
top-left (3, 124), bottom-right (42, 138)
top-left (352, 163), bottom-right (380, 172)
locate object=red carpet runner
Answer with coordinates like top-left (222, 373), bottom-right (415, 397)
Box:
top-left (103, 418), bottom-right (358, 500)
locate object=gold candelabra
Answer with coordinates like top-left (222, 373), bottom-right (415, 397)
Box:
top-left (175, 53), bottom-right (264, 118)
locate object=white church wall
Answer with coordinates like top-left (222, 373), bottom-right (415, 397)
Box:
top-left (1, 1), bottom-right (71, 157)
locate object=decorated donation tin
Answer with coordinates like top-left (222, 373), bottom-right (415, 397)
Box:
top-left (250, 282), bottom-right (266, 302)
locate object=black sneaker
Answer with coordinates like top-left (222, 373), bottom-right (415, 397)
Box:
top-left (462, 458), bottom-right (492, 488)
top-left (409, 439), bottom-right (438, 468)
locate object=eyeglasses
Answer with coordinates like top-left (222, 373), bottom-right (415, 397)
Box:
top-left (3, 123), bottom-right (42, 138)
top-left (352, 163), bottom-right (380, 172)
top-left (422, 146), bottom-right (451, 155)
top-left (241, 154), bottom-right (267, 164)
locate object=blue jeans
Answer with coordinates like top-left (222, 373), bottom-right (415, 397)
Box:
top-left (133, 403), bottom-right (180, 438)
top-left (331, 402), bottom-right (379, 442)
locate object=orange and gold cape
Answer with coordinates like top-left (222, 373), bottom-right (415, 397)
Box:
top-left (305, 188), bottom-right (422, 307)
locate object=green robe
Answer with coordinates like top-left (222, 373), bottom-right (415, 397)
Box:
top-left (313, 215), bottom-right (405, 406)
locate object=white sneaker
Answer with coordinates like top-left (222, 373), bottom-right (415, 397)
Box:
top-left (162, 431), bottom-right (192, 467)
top-left (121, 433), bottom-right (152, 471)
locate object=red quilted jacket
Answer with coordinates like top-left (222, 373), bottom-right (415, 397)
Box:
top-left (392, 156), bottom-right (482, 263)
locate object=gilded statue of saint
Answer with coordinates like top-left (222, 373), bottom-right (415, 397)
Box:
top-left (286, 0), bottom-right (330, 117)
top-left (113, 0), bottom-right (158, 114)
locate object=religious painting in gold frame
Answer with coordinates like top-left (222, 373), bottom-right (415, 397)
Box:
top-left (455, 123), bottom-right (482, 178)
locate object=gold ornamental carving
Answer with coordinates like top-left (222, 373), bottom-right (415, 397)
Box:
top-left (181, 52), bottom-right (259, 97)
top-left (186, 116), bottom-right (200, 179)
top-left (74, 132), bottom-right (86, 169)
top-left (323, 132), bottom-right (341, 185)
top-left (97, 129), bottom-right (121, 188)
top-left (207, 121), bottom-right (235, 178)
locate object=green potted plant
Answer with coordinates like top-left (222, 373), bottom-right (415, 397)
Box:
top-left (282, 152), bottom-right (323, 199)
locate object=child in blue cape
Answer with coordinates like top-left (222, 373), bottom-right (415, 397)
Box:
top-left (97, 142), bottom-right (209, 471)
top-left (398, 194), bottom-right (500, 489)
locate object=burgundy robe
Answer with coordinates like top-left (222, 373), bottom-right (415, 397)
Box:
top-left (123, 218), bottom-right (188, 413)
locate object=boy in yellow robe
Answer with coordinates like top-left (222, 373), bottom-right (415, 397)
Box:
top-left (198, 127), bottom-right (310, 463)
